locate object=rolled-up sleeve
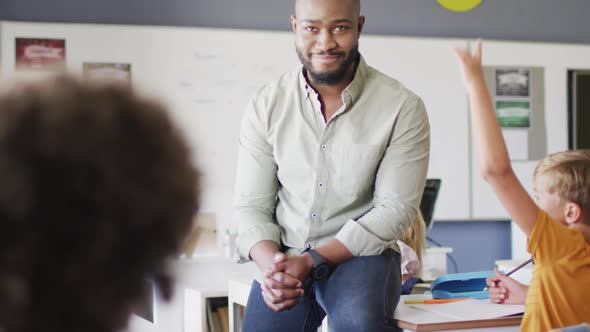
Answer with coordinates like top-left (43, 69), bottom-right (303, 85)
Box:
top-left (335, 96), bottom-right (430, 257)
top-left (233, 96), bottom-right (281, 262)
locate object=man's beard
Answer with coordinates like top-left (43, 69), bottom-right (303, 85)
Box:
top-left (297, 45), bottom-right (360, 86)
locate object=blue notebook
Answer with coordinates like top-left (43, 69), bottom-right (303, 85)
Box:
top-left (430, 271), bottom-right (495, 300)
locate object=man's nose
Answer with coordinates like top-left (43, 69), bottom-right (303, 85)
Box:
top-left (316, 30), bottom-right (337, 52)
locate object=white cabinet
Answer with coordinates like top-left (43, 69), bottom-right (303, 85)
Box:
top-left (178, 257), bottom-right (257, 332)
top-left (128, 257), bottom-right (257, 332)
top-left (421, 247), bottom-right (453, 281)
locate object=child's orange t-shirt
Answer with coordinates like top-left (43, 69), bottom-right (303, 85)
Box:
top-left (521, 210), bottom-right (590, 331)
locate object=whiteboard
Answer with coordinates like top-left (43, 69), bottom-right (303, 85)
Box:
top-left (0, 22), bottom-right (302, 233)
top-left (0, 21), bottom-right (474, 225)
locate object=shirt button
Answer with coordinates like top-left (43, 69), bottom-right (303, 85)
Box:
top-left (311, 212), bottom-right (317, 218)
top-left (319, 182), bottom-right (324, 188)
top-left (321, 145), bottom-right (326, 150)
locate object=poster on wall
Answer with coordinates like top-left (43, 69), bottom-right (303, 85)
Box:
top-left (180, 212), bottom-right (219, 258)
top-left (83, 62), bottom-right (132, 83)
top-left (495, 100), bottom-right (531, 128)
top-left (495, 68), bottom-right (530, 97)
top-left (484, 66), bottom-right (540, 162)
top-left (15, 38), bottom-right (66, 71)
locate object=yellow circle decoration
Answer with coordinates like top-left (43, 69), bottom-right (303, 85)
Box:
top-left (436, 0), bottom-right (483, 12)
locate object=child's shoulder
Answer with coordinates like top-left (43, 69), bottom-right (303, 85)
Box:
top-left (529, 210), bottom-right (590, 263)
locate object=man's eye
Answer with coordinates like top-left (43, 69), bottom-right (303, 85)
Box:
top-left (334, 26), bottom-right (349, 32)
top-left (304, 26), bottom-right (317, 32)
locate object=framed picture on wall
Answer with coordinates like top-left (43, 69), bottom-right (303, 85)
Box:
top-left (83, 62), bottom-right (132, 83)
top-left (15, 37), bottom-right (66, 71)
top-left (495, 100), bottom-right (531, 128)
top-left (495, 68), bottom-right (530, 97)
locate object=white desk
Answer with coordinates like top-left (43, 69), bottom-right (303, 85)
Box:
top-left (227, 275), bottom-right (252, 307)
top-left (228, 274), bottom-right (252, 332)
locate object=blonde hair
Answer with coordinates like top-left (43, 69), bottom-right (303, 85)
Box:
top-left (534, 149), bottom-right (590, 225)
top-left (402, 211), bottom-right (427, 277)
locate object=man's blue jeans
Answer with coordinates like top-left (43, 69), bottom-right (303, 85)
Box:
top-left (242, 248), bottom-right (402, 332)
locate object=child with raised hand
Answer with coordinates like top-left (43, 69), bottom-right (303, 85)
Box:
top-left (454, 40), bottom-right (590, 331)
top-left (488, 150), bottom-right (590, 306)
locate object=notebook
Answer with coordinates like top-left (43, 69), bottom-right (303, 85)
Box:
top-left (409, 299), bottom-right (525, 321)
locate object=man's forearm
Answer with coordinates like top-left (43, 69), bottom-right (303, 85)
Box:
top-left (250, 240), bottom-right (280, 271)
top-left (314, 239), bottom-right (353, 266)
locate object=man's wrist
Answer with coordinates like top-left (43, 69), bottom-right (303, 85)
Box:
top-left (301, 249), bottom-right (332, 281)
top-left (302, 252), bottom-right (314, 270)
top-left (249, 240), bottom-right (280, 271)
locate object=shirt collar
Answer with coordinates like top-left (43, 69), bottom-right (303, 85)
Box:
top-left (344, 55), bottom-right (368, 104)
top-left (298, 67), bottom-right (313, 100)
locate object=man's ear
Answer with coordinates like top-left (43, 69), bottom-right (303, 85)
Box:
top-left (290, 15), bottom-right (297, 32)
top-left (357, 16), bottom-right (366, 35)
top-left (565, 201), bottom-right (583, 225)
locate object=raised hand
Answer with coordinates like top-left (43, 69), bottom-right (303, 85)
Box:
top-left (486, 268), bottom-right (528, 305)
top-left (453, 39), bottom-right (485, 90)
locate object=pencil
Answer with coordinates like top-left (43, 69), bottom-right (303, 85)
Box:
top-left (404, 298), bottom-right (468, 304)
top-left (494, 257), bottom-right (533, 285)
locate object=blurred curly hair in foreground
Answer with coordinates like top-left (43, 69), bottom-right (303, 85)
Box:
top-left (0, 76), bottom-right (200, 332)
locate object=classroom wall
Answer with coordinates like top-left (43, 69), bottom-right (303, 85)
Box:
top-left (1, 1), bottom-right (580, 271)
top-left (428, 221), bottom-right (512, 273)
top-left (1, 0), bottom-right (590, 44)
